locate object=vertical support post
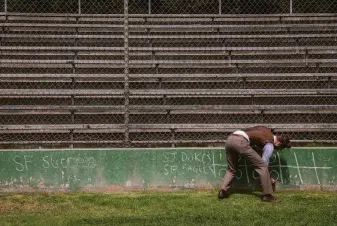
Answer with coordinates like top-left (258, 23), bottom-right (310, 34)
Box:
top-left (78, 0), bottom-right (81, 14)
top-left (149, 0), bottom-right (151, 14)
top-left (219, 0), bottom-right (221, 15)
top-left (170, 129), bottom-right (175, 148)
top-left (124, 0), bottom-right (130, 146)
top-left (328, 76), bottom-right (331, 89)
top-left (290, 0), bottom-right (293, 14)
top-left (70, 77), bottom-right (75, 149)
top-left (4, 0), bottom-right (7, 13)
top-left (69, 16), bottom-right (79, 149)
top-left (70, 92), bottom-right (75, 149)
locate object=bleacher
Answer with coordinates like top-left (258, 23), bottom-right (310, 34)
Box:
top-left (1, 13), bottom-right (337, 148)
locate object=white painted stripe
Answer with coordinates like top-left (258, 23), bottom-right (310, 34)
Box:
top-left (244, 160), bottom-right (250, 183)
top-left (277, 152), bottom-right (284, 184)
top-left (312, 152), bottom-right (321, 184)
top-left (294, 152), bottom-right (304, 184)
top-left (236, 164), bottom-right (332, 170)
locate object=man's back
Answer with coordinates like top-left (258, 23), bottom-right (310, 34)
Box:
top-left (243, 126), bottom-right (274, 148)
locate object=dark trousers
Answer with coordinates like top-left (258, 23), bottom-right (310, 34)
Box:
top-left (221, 134), bottom-right (273, 195)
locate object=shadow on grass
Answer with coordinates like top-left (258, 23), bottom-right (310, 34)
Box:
top-left (229, 190), bottom-right (262, 199)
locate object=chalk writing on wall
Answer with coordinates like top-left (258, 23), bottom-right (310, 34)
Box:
top-left (13, 155), bottom-right (97, 171)
top-left (5, 149), bottom-right (336, 191)
top-left (13, 155), bottom-right (33, 172)
top-left (163, 151), bottom-right (226, 178)
top-left (162, 151), bottom-right (333, 185)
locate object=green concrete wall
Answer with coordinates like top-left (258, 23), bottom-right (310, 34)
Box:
top-left (0, 148), bottom-right (336, 192)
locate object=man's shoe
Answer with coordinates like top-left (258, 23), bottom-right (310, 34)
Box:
top-left (218, 189), bottom-right (229, 200)
top-left (262, 194), bottom-right (278, 202)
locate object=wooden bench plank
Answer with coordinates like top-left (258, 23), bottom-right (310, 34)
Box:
top-left (1, 34), bottom-right (123, 39)
top-left (0, 105), bottom-right (336, 114)
top-left (3, 33), bottom-right (337, 39)
top-left (2, 59), bottom-right (337, 65)
top-left (2, 63), bottom-right (335, 69)
top-left (0, 124), bottom-right (124, 130)
top-left (3, 23), bottom-right (337, 33)
top-left (0, 88), bottom-right (336, 96)
top-left (129, 123), bottom-right (337, 130)
top-left (1, 23), bottom-right (123, 28)
top-left (2, 12), bottom-right (336, 17)
top-left (2, 46), bottom-right (337, 51)
top-left (0, 78), bottom-right (334, 85)
top-left (1, 73), bottom-right (337, 79)
top-left (0, 123), bottom-right (336, 131)
top-left (2, 14), bottom-right (337, 32)
top-left (130, 89), bottom-right (337, 95)
top-left (0, 89), bottom-right (124, 95)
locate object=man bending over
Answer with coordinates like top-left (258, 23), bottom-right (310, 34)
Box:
top-left (218, 126), bottom-right (291, 202)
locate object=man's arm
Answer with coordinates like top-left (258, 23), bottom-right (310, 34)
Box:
top-left (262, 143), bottom-right (274, 166)
top-left (262, 143), bottom-right (277, 191)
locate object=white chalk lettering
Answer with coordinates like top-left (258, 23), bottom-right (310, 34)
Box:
top-left (202, 153), bottom-right (212, 164)
top-left (50, 157), bottom-right (59, 168)
top-left (171, 165), bottom-right (178, 174)
top-left (164, 164), bottom-right (169, 175)
top-left (13, 156), bottom-right (25, 171)
top-left (88, 157), bottom-right (96, 168)
top-left (60, 158), bottom-right (67, 168)
top-left (162, 151), bottom-right (227, 177)
top-left (67, 157), bottom-right (77, 168)
top-left (236, 169), bottom-right (243, 180)
top-left (13, 155), bottom-right (32, 172)
top-left (181, 152), bottom-right (188, 162)
top-left (181, 152), bottom-right (194, 162)
top-left (252, 171), bottom-right (259, 180)
top-left (163, 152), bottom-right (177, 163)
top-left (76, 157), bottom-right (85, 168)
top-left (194, 152), bottom-right (202, 162)
top-left (160, 151), bottom-right (334, 186)
top-left (42, 156), bottom-right (50, 168)
top-left (42, 156), bottom-right (97, 169)
top-left (163, 154), bottom-right (170, 163)
top-left (23, 155), bottom-right (32, 171)
top-left (181, 164), bottom-right (187, 175)
top-left (270, 170), bottom-right (279, 181)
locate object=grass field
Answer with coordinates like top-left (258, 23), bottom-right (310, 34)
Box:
top-left (0, 191), bottom-right (336, 226)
